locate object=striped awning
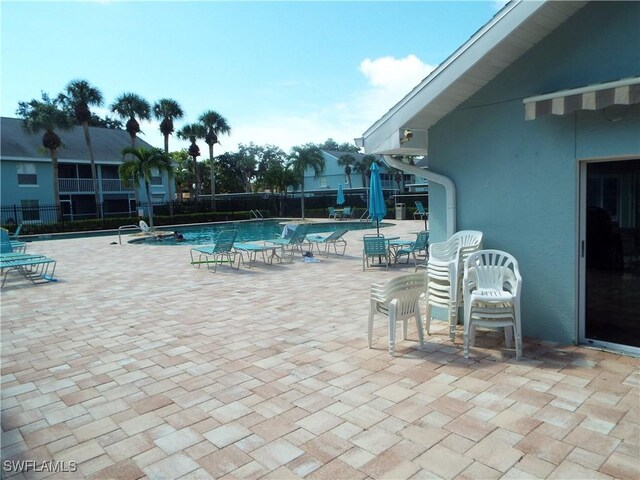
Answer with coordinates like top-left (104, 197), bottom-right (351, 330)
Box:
top-left (523, 77), bottom-right (640, 120)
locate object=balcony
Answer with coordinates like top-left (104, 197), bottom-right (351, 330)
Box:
top-left (58, 178), bottom-right (134, 193)
top-left (102, 179), bottom-right (134, 192)
top-left (59, 178), bottom-right (94, 193)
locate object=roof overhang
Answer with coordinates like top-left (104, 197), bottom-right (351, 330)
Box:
top-left (361, 0), bottom-right (587, 155)
top-left (523, 76), bottom-right (640, 120)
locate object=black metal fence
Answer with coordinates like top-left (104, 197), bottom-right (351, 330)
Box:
top-left (1, 189), bottom-right (428, 235)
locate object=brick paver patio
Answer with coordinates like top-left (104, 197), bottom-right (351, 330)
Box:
top-left (1, 220), bottom-right (638, 479)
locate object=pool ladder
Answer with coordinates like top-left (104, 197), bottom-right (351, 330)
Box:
top-left (250, 209), bottom-right (264, 219)
top-left (118, 224), bottom-right (143, 245)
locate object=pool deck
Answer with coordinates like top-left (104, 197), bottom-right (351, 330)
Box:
top-left (1, 219), bottom-right (638, 479)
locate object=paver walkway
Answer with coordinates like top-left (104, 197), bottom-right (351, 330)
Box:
top-left (1, 220), bottom-right (638, 479)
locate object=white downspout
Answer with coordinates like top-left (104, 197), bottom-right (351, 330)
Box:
top-left (382, 155), bottom-right (456, 237)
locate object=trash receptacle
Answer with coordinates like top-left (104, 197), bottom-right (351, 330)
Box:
top-left (395, 203), bottom-right (406, 220)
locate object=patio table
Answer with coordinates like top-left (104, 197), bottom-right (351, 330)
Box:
top-left (234, 242), bottom-right (282, 267)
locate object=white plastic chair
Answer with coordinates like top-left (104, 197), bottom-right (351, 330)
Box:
top-left (462, 250), bottom-right (522, 360)
top-left (420, 230), bottom-right (483, 341)
top-left (368, 273), bottom-right (427, 356)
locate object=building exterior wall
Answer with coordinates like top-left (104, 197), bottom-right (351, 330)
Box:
top-left (1, 158), bottom-right (55, 207)
top-left (427, 2), bottom-right (640, 343)
top-left (1, 118), bottom-right (174, 219)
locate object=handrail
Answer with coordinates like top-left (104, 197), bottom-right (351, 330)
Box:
top-left (250, 209), bottom-right (264, 219)
top-left (118, 224), bottom-right (141, 245)
top-left (359, 209), bottom-right (371, 222)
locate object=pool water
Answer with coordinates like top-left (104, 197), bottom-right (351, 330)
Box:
top-left (153, 219), bottom-right (389, 246)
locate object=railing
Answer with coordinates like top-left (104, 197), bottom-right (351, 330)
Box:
top-left (58, 178), bottom-right (135, 192)
top-left (58, 178), bottom-right (94, 192)
top-left (250, 209), bottom-right (264, 219)
top-left (101, 179), bottom-right (134, 192)
top-left (118, 224), bottom-right (142, 245)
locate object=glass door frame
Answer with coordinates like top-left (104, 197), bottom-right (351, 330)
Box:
top-left (578, 155), bottom-right (640, 356)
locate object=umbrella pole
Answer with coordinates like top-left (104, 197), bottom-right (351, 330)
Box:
top-left (377, 219), bottom-right (382, 263)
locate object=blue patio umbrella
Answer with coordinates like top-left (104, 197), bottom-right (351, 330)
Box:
top-left (337, 183), bottom-right (345, 206)
top-left (368, 163), bottom-right (386, 235)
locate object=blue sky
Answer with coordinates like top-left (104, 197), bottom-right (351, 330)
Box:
top-left (1, 1), bottom-right (502, 154)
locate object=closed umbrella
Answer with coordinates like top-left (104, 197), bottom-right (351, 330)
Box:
top-left (368, 163), bottom-right (386, 235)
top-left (337, 183), bottom-right (345, 206)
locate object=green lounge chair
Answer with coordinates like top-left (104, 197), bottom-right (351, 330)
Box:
top-left (1, 228), bottom-right (26, 253)
top-left (394, 230), bottom-right (430, 266)
top-left (414, 201), bottom-right (428, 220)
top-left (8, 224), bottom-right (23, 240)
top-left (190, 229), bottom-right (240, 272)
top-left (267, 223), bottom-right (309, 262)
top-left (306, 229), bottom-right (348, 256)
top-left (1, 254), bottom-right (57, 287)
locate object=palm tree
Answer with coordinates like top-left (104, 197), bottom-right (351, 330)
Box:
top-left (177, 123), bottom-right (206, 199)
top-left (119, 147), bottom-right (173, 229)
top-left (356, 154), bottom-right (380, 188)
top-left (16, 93), bottom-right (73, 215)
top-left (59, 79), bottom-right (104, 214)
top-left (337, 153), bottom-right (356, 187)
top-left (153, 98), bottom-right (184, 154)
top-left (288, 144), bottom-right (325, 220)
top-left (199, 110), bottom-right (231, 209)
top-left (110, 93), bottom-right (151, 147)
top-left (153, 98), bottom-right (184, 212)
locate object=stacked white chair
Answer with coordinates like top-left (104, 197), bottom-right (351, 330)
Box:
top-left (462, 250), bottom-right (522, 360)
top-left (421, 230), bottom-right (483, 341)
top-left (368, 273), bottom-right (427, 356)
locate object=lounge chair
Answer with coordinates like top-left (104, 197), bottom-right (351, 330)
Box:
top-left (8, 224), bottom-right (23, 240)
top-left (368, 273), bottom-right (427, 355)
top-left (1, 228), bottom-right (26, 253)
top-left (306, 229), bottom-right (348, 256)
top-left (394, 231), bottom-right (429, 266)
top-left (362, 234), bottom-right (389, 270)
top-left (342, 206), bottom-right (354, 219)
top-left (414, 201), bottom-right (428, 220)
top-left (190, 229), bottom-right (240, 272)
top-left (267, 223), bottom-right (309, 262)
top-left (328, 207), bottom-right (338, 220)
top-left (1, 254), bottom-right (57, 287)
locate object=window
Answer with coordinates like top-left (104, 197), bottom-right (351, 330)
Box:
top-left (150, 168), bottom-right (163, 186)
top-left (21, 199), bottom-right (40, 221)
top-left (17, 163), bottom-right (37, 185)
top-left (319, 176), bottom-right (328, 188)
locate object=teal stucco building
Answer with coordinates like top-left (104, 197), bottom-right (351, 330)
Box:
top-left (361, 1), bottom-right (640, 353)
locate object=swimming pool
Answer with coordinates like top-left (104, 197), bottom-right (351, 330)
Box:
top-left (148, 219), bottom-right (390, 246)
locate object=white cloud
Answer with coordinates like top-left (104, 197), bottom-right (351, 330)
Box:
top-left (355, 54), bottom-right (436, 124)
top-left (219, 54), bottom-right (437, 154)
top-left (359, 54), bottom-right (435, 92)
